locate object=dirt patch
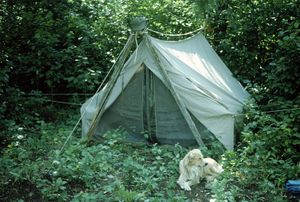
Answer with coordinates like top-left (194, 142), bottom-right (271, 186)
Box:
top-left (0, 180), bottom-right (43, 201)
top-left (186, 181), bottom-right (214, 202)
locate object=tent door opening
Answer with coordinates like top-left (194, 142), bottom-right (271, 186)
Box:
top-left (150, 68), bottom-right (197, 146)
top-left (96, 64), bottom-right (199, 146)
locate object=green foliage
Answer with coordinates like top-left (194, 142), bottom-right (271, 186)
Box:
top-left (267, 20), bottom-right (300, 97)
top-left (210, 98), bottom-right (300, 201)
top-left (126, 0), bottom-right (201, 34)
top-left (0, 0), bottom-right (201, 95)
top-left (0, 89), bottom-right (51, 152)
top-left (204, 0), bottom-right (300, 99)
top-left (0, 0), bottom-right (107, 93)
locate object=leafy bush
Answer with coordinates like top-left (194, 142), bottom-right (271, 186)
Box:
top-left (210, 99), bottom-right (300, 201)
top-left (0, 0), bottom-right (201, 95)
top-left (204, 0), bottom-right (299, 99)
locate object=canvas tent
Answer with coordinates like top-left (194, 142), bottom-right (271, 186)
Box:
top-left (80, 31), bottom-right (249, 150)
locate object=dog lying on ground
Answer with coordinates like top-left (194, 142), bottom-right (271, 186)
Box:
top-left (177, 149), bottom-right (223, 191)
top-left (176, 149), bottom-right (204, 191)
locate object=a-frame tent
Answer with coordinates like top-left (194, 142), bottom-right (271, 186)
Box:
top-left (80, 31), bottom-right (249, 150)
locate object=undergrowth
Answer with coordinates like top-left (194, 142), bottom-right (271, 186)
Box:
top-left (210, 98), bottom-right (300, 202)
top-left (1, 101), bottom-right (299, 201)
top-left (0, 108), bottom-right (215, 201)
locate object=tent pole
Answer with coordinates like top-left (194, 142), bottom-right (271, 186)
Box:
top-left (86, 34), bottom-right (135, 141)
top-left (144, 65), bottom-right (157, 142)
top-left (145, 36), bottom-right (205, 147)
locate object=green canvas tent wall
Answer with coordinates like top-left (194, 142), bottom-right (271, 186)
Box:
top-left (80, 32), bottom-right (249, 150)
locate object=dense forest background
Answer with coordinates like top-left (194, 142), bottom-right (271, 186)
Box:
top-left (1, 0), bottom-right (299, 201)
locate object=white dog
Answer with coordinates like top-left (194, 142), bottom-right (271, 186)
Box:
top-left (177, 149), bottom-right (204, 191)
top-left (177, 149), bottom-right (224, 191)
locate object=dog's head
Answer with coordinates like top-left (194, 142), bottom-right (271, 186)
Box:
top-left (186, 149), bottom-right (204, 167)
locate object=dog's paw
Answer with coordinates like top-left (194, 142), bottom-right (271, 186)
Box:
top-left (183, 184), bottom-right (191, 191)
top-left (177, 181), bottom-right (191, 191)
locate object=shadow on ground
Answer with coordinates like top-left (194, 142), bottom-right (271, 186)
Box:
top-left (186, 181), bottom-right (214, 202)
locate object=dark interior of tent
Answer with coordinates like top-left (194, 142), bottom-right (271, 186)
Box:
top-left (94, 64), bottom-right (216, 146)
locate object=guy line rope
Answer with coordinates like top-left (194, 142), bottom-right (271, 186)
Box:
top-left (58, 33), bottom-right (135, 153)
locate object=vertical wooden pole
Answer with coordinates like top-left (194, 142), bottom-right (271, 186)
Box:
top-left (144, 65), bottom-right (157, 142)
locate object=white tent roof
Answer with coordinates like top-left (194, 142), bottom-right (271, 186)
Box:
top-left (81, 33), bottom-right (249, 150)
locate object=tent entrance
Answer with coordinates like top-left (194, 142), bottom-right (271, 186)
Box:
top-left (95, 65), bottom-right (145, 142)
top-left (152, 70), bottom-right (197, 146)
top-left (95, 65), bottom-right (201, 146)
